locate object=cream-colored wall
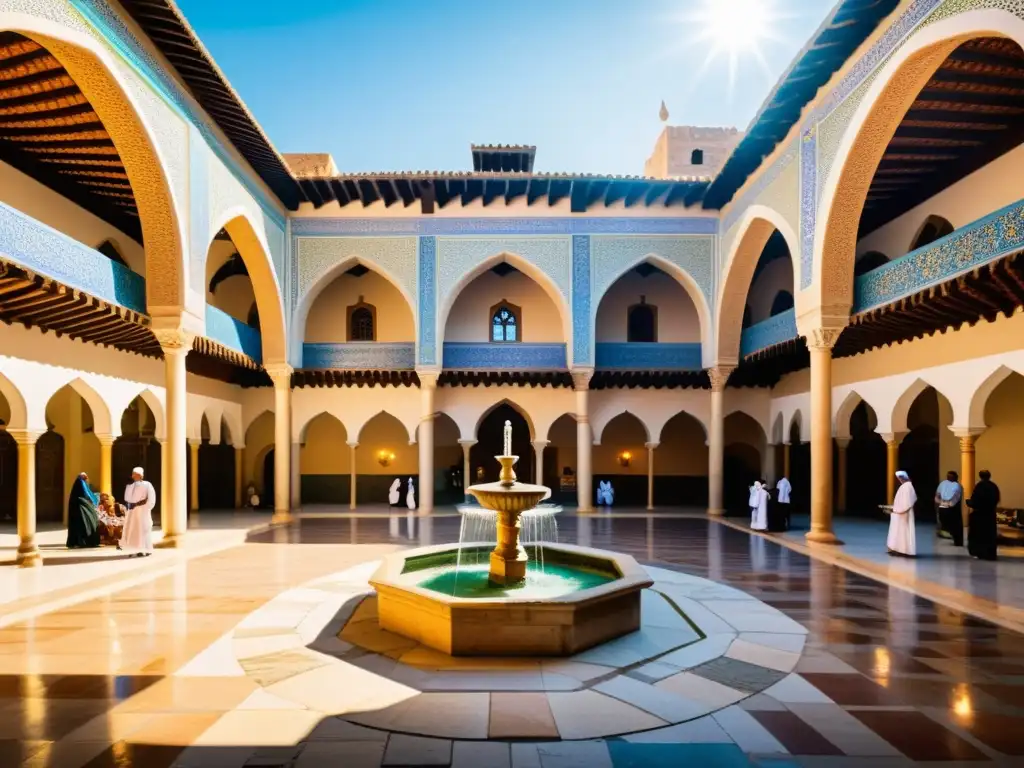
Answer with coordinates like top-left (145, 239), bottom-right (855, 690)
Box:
top-left (658, 413), bottom-right (709, 475)
top-left (300, 414), bottom-right (348, 475)
top-left (856, 143), bottom-right (1024, 260)
top-left (746, 258), bottom-right (794, 325)
top-left (305, 271), bottom-right (415, 343)
top-left (0, 160), bottom-right (145, 274)
top-left (205, 240), bottom-right (256, 323)
top-left (444, 271), bottom-right (564, 343)
top-left (594, 415), bottom-right (649, 475)
top-left (243, 411), bottom-right (274, 489)
top-left (355, 413), bottom-right (417, 475)
top-left (978, 373), bottom-right (1024, 508)
top-left (45, 386), bottom-right (100, 499)
top-left (595, 271), bottom-right (700, 343)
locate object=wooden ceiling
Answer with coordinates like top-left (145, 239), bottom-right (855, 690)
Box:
top-left (0, 32), bottom-right (141, 242)
top-left (861, 37), bottom-right (1024, 235)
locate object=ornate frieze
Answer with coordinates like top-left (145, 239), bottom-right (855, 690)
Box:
top-left (292, 236), bottom-right (418, 312)
top-left (290, 217), bottom-right (718, 237)
top-left (590, 235), bottom-right (714, 305)
top-left (302, 343), bottom-right (415, 370)
top-left (572, 235), bottom-right (591, 366)
top-left (418, 236), bottom-right (437, 366)
top-left (594, 343), bottom-right (702, 371)
top-left (441, 343), bottom-right (567, 370)
top-left (739, 309), bottom-right (798, 358)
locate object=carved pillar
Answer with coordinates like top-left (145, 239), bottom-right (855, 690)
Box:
top-left (532, 440), bottom-right (549, 487)
top-left (10, 430), bottom-right (42, 567)
top-left (348, 441), bottom-right (358, 510)
top-left (155, 329), bottom-right (194, 548)
top-left (952, 428), bottom-right (984, 527)
top-left (707, 367), bottom-right (733, 516)
top-left (835, 437), bottom-right (851, 514)
top-left (807, 328), bottom-right (841, 544)
top-left (418, 374), bottom-right (438, 514)
top-left (188, 438), bottom-right (200, 512)
top-left (646, 441), bottom-right (659, 510)
top-left (573, 372), bottom-right (593, 513)
top-left (879, 432), bottom-right (904, 505)
top-left (234, 447), bottom-right (244, 508)
top-left (97, 434), bottom-right (115, 496)
top-left (459, 439), bottom-right (476, 502)
top-left (266, 364), bottom-right (294, 525)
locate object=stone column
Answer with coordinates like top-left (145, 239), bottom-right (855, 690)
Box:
top-left (459, 439), bottom-right (476, 502)
top-left (879, 432), bottom-right (903, 505)
top-left (953, 428), bottom-right (983, 527)
top-left (573, 372), bottom-right (593, 513)
top-left (835, 437), bottom-right (850, 514)
top-left (290, 442), bottom-right (301, 510)
top-left (10, 430), bottom-right (42, 567)
top-left (348, 441), bottom-right (358, 510)
top-left (764, 443), bottom-right (777, 486)
top-left (188, 438), bottom-right (200, 512)
top-left (234, 448), bottom-right (244, 508)
top-left (97, 434), bottom-right (115, 496)
top-left (645, 441), bottom-right (659, 510)
top-left (807, 329), bottom-right (841, 544)
top-left (783, 442), bottom-right (791, 479)
top-left (155, 329), bottom-right (193, 548)
top-left (532, 439), bottom-right (549, 487)
top-left (418, 374), bottom-right (438, 514)
top-left (707, 367), bottom-right (733, 516)
top-left (266, 365), bottom-right (294, 525)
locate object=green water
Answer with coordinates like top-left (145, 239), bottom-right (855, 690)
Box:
top-left (415, 563), bottom-right (615, 599)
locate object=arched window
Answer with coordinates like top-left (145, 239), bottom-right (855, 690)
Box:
top-left (854, 251), bottom-right (889, 277)
top-left (910, 215), bottom-right (954, 251)
top-left (347, 297), bottom-right (376, 341)
top-left (96, 239), bottom-right (128, 268)
top-left (490, 301), bottom-right (520, 342)
top-left (769, 290), bottom-right (794, 316)
top-left (690, 149), bottom-right (704, 165)
top-left (627, 297), bottom-right (657, 342)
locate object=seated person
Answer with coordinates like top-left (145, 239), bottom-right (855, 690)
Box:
top-left (97, 492), bottom-right (126, 545)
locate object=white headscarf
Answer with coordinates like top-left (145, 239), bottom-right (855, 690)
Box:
top-left (132, 466), bottom-right (145, 477)
top-left (895, 470), bottom-right (909, 481)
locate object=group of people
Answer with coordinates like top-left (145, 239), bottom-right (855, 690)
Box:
top-left (748, 476), bottom-right (793, 532)
top-left (66, 467), bottom-right (157, 556)
top-left (388, 477), bottom-right (417, 509)
top-left (888, 468), bottom-right (1001, 560)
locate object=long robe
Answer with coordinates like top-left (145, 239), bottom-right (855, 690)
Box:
top-left (406, 478), bottom-right (416, 510)
top-left (967, 479), bottom-right (1000, 561)
top-left (122, 480), bottom-right (156, 554)
top-left (751, 484), bottom-right (768, 531)
top-left (388, 479), bottom-right (401, 506)
top-left (887, 480), bottom-right (917, 556)
top-left (66, 476), bottom-right (101, 549)
top-left (776, 478), bottom-right (791, 504)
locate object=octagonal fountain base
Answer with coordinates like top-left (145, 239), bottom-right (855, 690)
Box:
top-left (369, 542), bottom-right (654, 656)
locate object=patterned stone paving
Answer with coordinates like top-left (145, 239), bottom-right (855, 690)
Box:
top-left (3, 515), bottom-right (1024, 766)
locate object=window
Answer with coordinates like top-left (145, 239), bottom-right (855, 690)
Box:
top-left (769, 290), bottom-right (794, 316)
top-left (690, 149), bottom-right (704, 166)
top-left (911, 215), bottom-right (954, 251)
top-left (490, 301), bottom-right (520, 342)
top-left (347, 297), bottom-right (376, 341)
top-left (627, 297), bottom-right (657, 342)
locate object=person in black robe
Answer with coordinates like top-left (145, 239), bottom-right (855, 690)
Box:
top-left (66, 473), bottom-right (101, 549)
top-left (966, 469), bottom-right (1000, 561)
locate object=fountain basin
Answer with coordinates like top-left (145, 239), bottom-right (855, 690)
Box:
top-left (369, 542), bottom-right (653, 656)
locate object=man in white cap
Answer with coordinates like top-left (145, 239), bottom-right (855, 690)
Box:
top-left (121, 466), bottom-right (156, 556)
top-left (887, 470), bottom-right (917, 557)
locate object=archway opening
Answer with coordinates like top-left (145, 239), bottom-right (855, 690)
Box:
top-left (743, 230), bottom-right (795, 328)
top-left (788, 416), bottom-right (810, 516)
top-left (547, 413), bottom-right (578, 504)
top-left (299, 412), bottom-right (348, 504)
top-left (0, 388), bottom-right (16, 522)
top-left (594, 412), bottom-right (648, 507)
top-left (472, 404), bottom-right (532, 485)
top-left (595, 263), bottom-right (699, 345)
top-left (207, 231), bottom-right (258, 329)
top-left (844, 401), bottom-right (886, 515)
top-left (899, 387), bottom-right (956, 520)
top-left (245, 411), bottom-right (275, 506)
top-left (723, 412), bottom-right (765, 515)
top-left (977, 371), bottom-right (1024, 509)
top-left (195, 415), bottom-right (235, 510)
top-left (661, 411), bottom-right (710, 509)
top-left (433, 413), bottom-right (462, 506)
top-left (43, 384), bottom-right (103, 525)
top-left (114, 395), bottom-right (161, 516)
top-left (360, 412), bottom-right (415, 506)
top-left (304, 264), bottom-right (415, 346)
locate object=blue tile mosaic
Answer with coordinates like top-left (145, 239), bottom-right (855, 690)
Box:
top-left (595, 343), bottom-right (702, 371)
top-left (607, 742), bottom-right (753, 768)
top-left (205, 304), bottom-right (263, 363)
top-left (0, 200), bottom-right (146, 314)
top-left (740, 309), bottom-right (798, 358)
top-left (302, 343), bottom-right (415, 370)
top-left (572, 234), bottom-right (592, 366)
top-left (290, 217), bottom-right (719, 237)
top-left (418, 236), bottom-right (437, 365)
top-left (854, 196), bottom-right (1024, 313)
top-left (442, 343), bottom-right (567, 370)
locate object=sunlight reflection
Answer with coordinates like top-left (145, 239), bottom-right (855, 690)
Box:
top-left (873, 646), bottom-right (891, 687)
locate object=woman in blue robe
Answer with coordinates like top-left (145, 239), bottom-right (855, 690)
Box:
top-left (66, 473), bottom-right (101, 549)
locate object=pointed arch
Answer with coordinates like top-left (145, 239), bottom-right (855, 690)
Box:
top-left (660, 409), bottom-right (710, 444)
top-left (592, 410), bottom-right (651, 446)
top-left (356, 410), bottom-right (416, 445)
top-left (593, 253), bottom-right (712, 359)
top-left (771, 412), bottom-right (784, 445)
top-left (717, 204), bottom-right (800, 366)
top-left (968, 365), bottom-right (1015, 430)
top-left (0, 13), bottom-right (187, 311)
top-left (788, 409), bottom-right (804, 444)
top-left (834, 391), bottom-right (864, 440)
top-left (438, 252), bottom-right (571, 351)
top-left (910, 215), bottom-right (955, 252)
top-left (0, 370), bottom-right (27, 430)
top-left (295, 410), bottom-right (348, 444)
top-left (244, 408), bottom-right (275, 443)
top-left (815, 9), bottom-right (1024, 311)
top-left (49, 377), bottom-right (113, 437)
top-left (890, 378), bottom-right (940, 435)
top-left (472, 398), bottom-right (536, 443)
top-left (130, 388), bottom-right (165, 441)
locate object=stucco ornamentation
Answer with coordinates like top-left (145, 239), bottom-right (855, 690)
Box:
top-left (707, 367), bottom-right (734, 391)
top-left (591, 235), bottom-right (714, 305)
top-left (739, 309), bottom-right (798, 358)
top-left (721, 141), bottom-right (798, 236)
top-left (294, 236), bottom-right (418, 312)
top-left (595, 343), bottom-right (702, 371)
top-left (418, 236), bottom-right (437, 366)
top-left (302, 342), bottom-right (415, 370)
top-left (441, 343), bottom-right (567, 370)
top-left (572, 235), bottom-right (591, 366)
top-left (808, 327), bottom-right (843, 350)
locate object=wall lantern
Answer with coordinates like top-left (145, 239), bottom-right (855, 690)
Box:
top-left (378, 450), bottom-right (395, 467)
top-left (617, 451), bottom-right (632, 468)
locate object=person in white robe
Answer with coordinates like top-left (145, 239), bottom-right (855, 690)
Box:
top-left (388, 478), bottom-right (401, 506)
top-left (775, 476), bottom-right (792, 530)
top-left (406, 477), bottom-right (416, 510)
top-left (121, 466), bottom-right (156, 556)
top-left (748, 482), bottom-right (760, 520)
top-left (750, 482), bottom-right (768, 531)
top-left (887, 470), bottom-right (917, 556)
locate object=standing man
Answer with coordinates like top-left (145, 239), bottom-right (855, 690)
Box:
top-left (887, 470), bottom-right (917, 557)
top-left (935, 470), bottom-right (964, 546)
top-left (776, 475), bottom-right (792, 531)
top-left (967, 469), bottom-right (1000, 561)
top-left (121, 467), bottom-right (156, 557)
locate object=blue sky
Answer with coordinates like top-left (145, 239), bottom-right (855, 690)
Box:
top-left (176, 0), bottom-right (836, 175)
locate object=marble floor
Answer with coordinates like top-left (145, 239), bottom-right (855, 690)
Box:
top-left (3, 512), bottom-right (1024, 766)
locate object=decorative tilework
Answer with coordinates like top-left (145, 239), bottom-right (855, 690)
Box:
top-left (854, 196), bottom-right (1024, 312)
top-left (442, 343), bottom-right (567, 370)
top-left (0, 199), bottom-right (146, 313)
top-left (436, 236), bottom-right (572, 312)
top-left (595, 343), bottom-right (702, 371)
top-left (205, 304), bottom-right (263, 363)
top-left (302, 343), bottom-right (415, 370)
top-left (188, 125), bottom-right (209, 296)
top-left (419, 236), bottom-right (437, 366)
top-left (590, 235), bottom-right (715, 305)
top-left (740, 310), bottom-right (798, 358)
top-left (572, 235), bottom-right (592, 366)
top-left (800, 130), bottom-right (817, 290)
top-left (290, 217), bottom-right (719, 237)
top-left (721, 142), bottom-right (799, 235)
top-left (293, 237), bottom-right (418, 310)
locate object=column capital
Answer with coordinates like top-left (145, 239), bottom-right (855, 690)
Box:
top-left (950, 426), bottom-right (985, 439)
top-left (153, 327), bottom-right (196, 353)
top-left (265, 364), bottom-right (293, 387)
top-left (645, 441), bottom-right (660, 450)
top-left (188, 437), bottom-right (202, 447)
top-left (418, 372), bottom-right (439, 390)
top-left (5, 428), bottom-right (44, 445)
top-left (532, 439), bottom-right (550, 449)
top-left (877, 431), bottom-right (906, 445)
top-left (347, 441), bottom-right (359, 449)
top-left (806, 327), bottom-right (843, 351)
top-left (834, 436), bottom-right (852, 449)
top-left (458, 439), bottom-right (478, 448)
top-left (571, 370), bottom-right (593, 392)
top-left (707, 366), bottom-right (734, 392)
top-left (95, 433), bottom-right (117, 447)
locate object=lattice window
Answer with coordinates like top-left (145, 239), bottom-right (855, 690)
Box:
top-left (490, 302), bottom-right (520, 342)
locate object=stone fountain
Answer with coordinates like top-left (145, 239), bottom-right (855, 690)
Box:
top-left (369, 421), bottom-right (653, 656)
